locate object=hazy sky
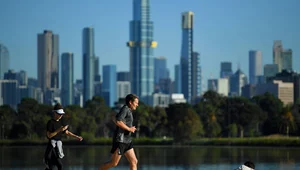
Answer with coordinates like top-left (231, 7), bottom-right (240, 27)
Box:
top-left (1, 0), bottom-right (299, 90)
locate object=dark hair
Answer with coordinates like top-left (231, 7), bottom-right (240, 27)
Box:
top-left (244, 161), bottom-right (255, 169)
top-left (125, 94), bottom-right (138, 105)
top-left (53, 103), bottom-right (63, 110)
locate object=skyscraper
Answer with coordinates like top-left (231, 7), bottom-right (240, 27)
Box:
top-left (180, 11), bottom-right (194, 102)
top-left (191, 52), bottom-right (201, 99)
top-left (127, 0), bottom-right (157, 104)
top-left (249, 50), bottom-right (263, 85)
top-left (273, 40), bottom-right (283, 72)
top-left (282, 49), bottom-right (293, 71)
top-left (154, 56), bottom-right (168, 85)
top-left (61, 52), bottom-right (74, 106)
top-left (0, 44), bottom-right (9, 79)
top-left (37, 30), bottom-right (59, 92)
top-left (102, 65), bottom-right (117, 107)
top-left (220, 62), bottom-right (233, 78)
top-left (174, 64), bottom-right (181, 93)
top-left (82, 27), bottom-right (95, 104)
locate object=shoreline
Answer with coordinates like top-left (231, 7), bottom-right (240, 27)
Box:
top-left (1, 136), bottom-right (300, 147)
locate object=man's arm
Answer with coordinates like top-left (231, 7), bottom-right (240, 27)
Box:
top-left (46, 125), bottom-right (68, 139)
top-left (65, 130), bottom-right (83, 141)
top-left (116, 120), bottom-right (136, 133)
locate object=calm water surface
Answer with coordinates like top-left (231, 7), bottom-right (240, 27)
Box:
top-left (1, 145), bottom-right (300, 170)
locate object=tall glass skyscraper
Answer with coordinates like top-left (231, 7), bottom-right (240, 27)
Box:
top-left (127, 0), bottom-right (157, 104)
top-left (220, 62), bottom-right (233, 78)
top-left (0, 44), bottom-right (9, 79)
top-left (61, 52), bottom-right (74, 106)
top-left (273, 40), bottom-right (283, 72)
top-left (180, 11), bottom-right (194, 102)
top-left (37, 30), bottom-right (59, 92)
top-left (102, 65), bottom-right (117, 107)
top-left (249, 50), bottom-right (262, 85)
top-left (82, 27), bottom-right (95, 104)
top-left (191, 52), bottom-right (201, 100)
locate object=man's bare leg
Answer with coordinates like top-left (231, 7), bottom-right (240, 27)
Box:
top-left (124, 148), bottom-right (138, 170)
top-left (99, 149), bottom-right (122, 170)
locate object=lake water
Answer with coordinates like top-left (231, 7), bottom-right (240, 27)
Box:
top-left (1, 145), bottom-right (300, 170)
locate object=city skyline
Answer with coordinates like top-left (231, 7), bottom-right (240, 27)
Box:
top-left (1, 0), bottom-right (300, 91)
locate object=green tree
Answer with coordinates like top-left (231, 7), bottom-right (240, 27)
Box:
top-left (280, 105), bottom-right (297, 136)
top-left (0, 105), bottom-right (17, 139)
top-left (252, 92), bottom-right (284, 135)
top-left (167, 103), bottom-right (204, 143)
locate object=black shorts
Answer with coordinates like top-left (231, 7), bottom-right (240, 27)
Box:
top-left (110, 142), bottom-right (133, 155)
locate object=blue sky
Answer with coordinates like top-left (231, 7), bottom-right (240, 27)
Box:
top-left (1, 0), bottom-right (299, 91)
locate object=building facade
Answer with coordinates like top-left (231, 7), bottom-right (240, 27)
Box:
top-left (127, 0), bottom-right (157, 104)
top-left (37, 30), bottom-right (59, 93)
top-left (82, 27), bottom-right (95, 104)
top-left (249, 50), bottom-right (263, 85)
top-left (61, 52), bottom-right (74, 106)
top-left (0, 44), bottom-right (9, 79)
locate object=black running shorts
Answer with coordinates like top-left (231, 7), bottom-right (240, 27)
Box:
top-left (110, 142), bottom-right (133, 155)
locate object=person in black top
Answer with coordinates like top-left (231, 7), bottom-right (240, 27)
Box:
top-left (98, 94), bottom-right (139, 170)
top-left (44, 103), bottom-right (83, 170)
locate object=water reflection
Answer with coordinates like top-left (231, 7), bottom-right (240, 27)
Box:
top-left (1, 145), bottom-right (300, 170)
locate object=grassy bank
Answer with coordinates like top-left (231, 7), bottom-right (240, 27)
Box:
top-left (1, 136), bottom-right (299, 147)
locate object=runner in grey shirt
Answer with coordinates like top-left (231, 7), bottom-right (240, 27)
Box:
top-left (99, 94), bottom-right (139, 170)
top-left (114, 105), bottom-right (134, 143)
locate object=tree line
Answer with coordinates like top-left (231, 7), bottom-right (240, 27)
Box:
top-left (0, 91), bottom-right (300, 143)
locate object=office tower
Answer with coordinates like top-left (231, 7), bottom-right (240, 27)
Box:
top-left (273, 40), bottom-right (283, 72)
top-left (191, 52), bottom-right (201, 99)
top-left (154, 56), bottom-right (168, 84)
top-left (264, 64), bottom-right (279, 81)
top-left (174, 64), bottom-right (181, 93)
top-left (117, 81), bottom-right (131, 100)
top-left (37, 30), bottom-right (59, 92)
top-left (94, 56), bottom-right (101, 82)
top-left (282, 49), bottom-right (292, 71)
top-left (61, 52), bottom-right (74, 106)
top-left (249, 50), bottom-right (263, 85)
top-left (0, 80), bottom-right (19, 109)
top-left (127, 0), bottom-right (157, 104)
top-left (220, 62), bottom-right (233, 78)
top-left (207, 78), bottom-right (229, 96)
top-left (18, 70), bottom-right (28, 86)
top-left (102, 65), bottom-right (117, 107)
top-left (117, 71), bottom-right (130, 81)
top-left (82, 27), bottom-right (95, 104)
top-left (0, 44), bottom-right (9, 79)
top-left (4, 70), bottom-right (17, 80)
top-left (229, 69), bottom-right (248, 96)
top-left (180, 11), bottom-right (194, 102)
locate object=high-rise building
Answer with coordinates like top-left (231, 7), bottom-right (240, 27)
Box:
top-left (127, 0), bottom-right (157, 104)
top-left (117, 72), bottom-right (130, 81)
top-left (264, 64), bottom-right (279, 82)
top-left (174, 64), bottom-right (181, 93)
top-left (37, 30), bottom-right (59, 93)
top-left (220, 62), bottom-right (233, 78)
top-left (282, 49), bottom-right (292, 71)
top-left (0, 44), bottom-right (9, 79)
top-left (102, 65), bottom-right (117, 107)
top-left (191, 52), bottom-right (201, 99)
top-left (180, 11), bottom-right (194, 102)
top-left (154, 56), bottom-right (168, 84)
top-left (249, 50), bottom-right (263, 85)
top-left (229, 69), bottom-right (248, 96)
top-left (94, 56), bottom-right (101, 82)
top-left (61, 52), bottom-right (74, 106)
top-left (273, 40), bottom-right (283, 72)
top-left (82, 27), bottom-right (95, 104)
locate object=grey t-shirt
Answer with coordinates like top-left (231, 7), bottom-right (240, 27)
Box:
top-left (113, 105), bottom-right (133, 143)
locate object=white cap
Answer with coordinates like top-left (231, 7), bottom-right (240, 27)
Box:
top-left (54, 109), bottom-right (65, 115)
